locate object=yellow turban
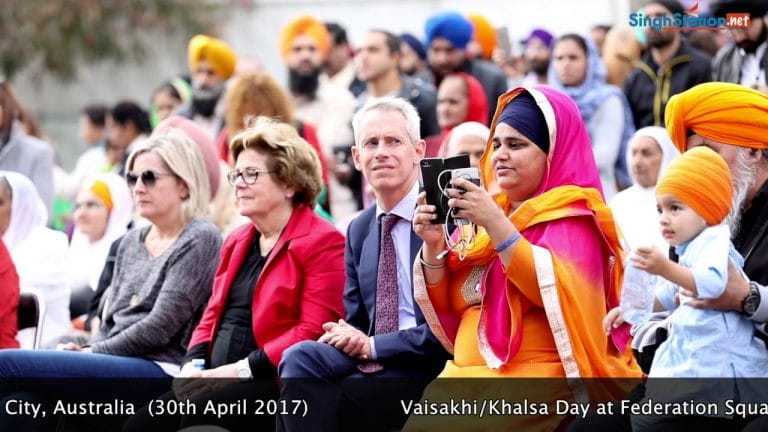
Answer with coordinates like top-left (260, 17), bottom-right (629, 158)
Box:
top-left (279, 16), bottom-right (331, 61)
top-left (656, 146), bottom-right (733, 226)
top-left (187, 34), bottom-right (237, 79)
top-left (665, 82), bottom-right (768, 153)
top-left (467, 13), bottom-right (497, 60)
top-left (89, 180), bottom-right (113, 212)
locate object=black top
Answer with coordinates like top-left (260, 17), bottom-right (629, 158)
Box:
top-left (184, 233), bottom-right (276, 377)
top-left (735, 179), bottom-right (768, 285)
top-left (624, 40), bottom-right (712, 128)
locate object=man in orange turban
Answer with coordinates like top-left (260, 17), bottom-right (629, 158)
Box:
top-left (466, 13), bottom-right (497, 61)
top-left (278, 15), bottom-right (331, 101)
top-left (178, 34), bottom-right (237, 139)
top-left (278, 15), bottom-right (358, 221)
top-left (658, 81), bottom-right (768, 431)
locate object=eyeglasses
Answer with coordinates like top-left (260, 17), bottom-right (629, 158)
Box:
top-left (125, 170), bottom-right (175, 188)
top-left (227, 167), bottom-right (271, 185)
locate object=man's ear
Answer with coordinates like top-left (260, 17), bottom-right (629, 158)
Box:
top-left (414, 139), bottom-right (426, 162)
top-left (351, 145), bottom-right (362, 171)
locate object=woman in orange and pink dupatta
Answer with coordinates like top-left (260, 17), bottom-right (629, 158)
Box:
top-left (407, 86), bottom-right (640, 431)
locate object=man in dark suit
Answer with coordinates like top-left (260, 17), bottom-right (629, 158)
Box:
top-left (278, 96), bottom-right (449, 432)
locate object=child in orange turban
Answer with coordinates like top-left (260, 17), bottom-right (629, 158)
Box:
top-left (626, 146), bottom-right (768, 430)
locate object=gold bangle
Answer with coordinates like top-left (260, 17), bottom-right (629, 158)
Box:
top-left (420, 251), bottom-right (446, 269)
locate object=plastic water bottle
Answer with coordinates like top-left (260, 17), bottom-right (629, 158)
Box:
top-left (191, 358), bottom-right (205, 371)
top-left (620, 253), bottom-right (657, 325)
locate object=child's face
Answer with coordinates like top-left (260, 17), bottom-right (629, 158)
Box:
top-left (656, 194), bottom-right (708, 246)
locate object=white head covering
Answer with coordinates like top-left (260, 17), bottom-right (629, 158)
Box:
top-left (1, 171), bottom-right (48, 250)
top-left (447, 121), bottom-right (491, 153)
top-left (0, 171), bottom-right (70, 347)
top-left (68, 172), bottom-right (133, 290)
top-left (625, 126), bottom-right (680, 186)
top-left (611, 127), bottom-right (681, 251)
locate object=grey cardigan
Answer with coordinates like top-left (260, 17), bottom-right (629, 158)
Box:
top-left (91, 218), bottom-right (222, 365)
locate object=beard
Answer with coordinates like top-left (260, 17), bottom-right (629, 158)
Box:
top-left (529, 58), bottom-right (550, 76)
top-left (288, 67), bottom-right (321, 99)
top-left (727, 148), bottom-right (757, 236)
top-left (191, 83), bottom-right (224, 118)
top-left (648, 32), bottom-right (675, 49)
top-left (737, 20), bottom-right (768, 54)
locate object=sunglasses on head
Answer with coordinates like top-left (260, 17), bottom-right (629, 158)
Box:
top-left (125, 170), bottom-right (175, 188)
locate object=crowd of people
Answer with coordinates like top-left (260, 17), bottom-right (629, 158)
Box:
top-left (2, 0), bottom-right (768, 430)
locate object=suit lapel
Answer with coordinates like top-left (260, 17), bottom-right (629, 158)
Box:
top-left (360, 212), bottom-right (380, 325)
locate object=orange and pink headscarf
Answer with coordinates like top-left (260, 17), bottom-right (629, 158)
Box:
top-left (448, 86), bottom-right (634, 375)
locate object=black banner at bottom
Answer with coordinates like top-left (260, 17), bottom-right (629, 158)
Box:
top-left (2, 378), bottom-right (768, 431)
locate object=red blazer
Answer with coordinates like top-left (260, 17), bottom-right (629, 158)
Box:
top-left (188, 204), bottom-right (345, 366)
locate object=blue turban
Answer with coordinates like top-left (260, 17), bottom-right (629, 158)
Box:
top-left (498, 92), bottom-right (550, 154)
top-left (425, 11), bottom-right (473, 50)
top-left (400, 33), bottom-right (427, 60)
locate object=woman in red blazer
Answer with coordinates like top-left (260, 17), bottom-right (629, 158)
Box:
top-left (125, 117), bottom-right (345, 432)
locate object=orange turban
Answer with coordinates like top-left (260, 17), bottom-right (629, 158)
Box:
top-left (656, 146), bottom-right (733, 226)
top-left (89, 180), bottom-right (113, 212)
top-left (467, 13), bottom-right (497, 60)
top-left (188, 35), bottom-right (237, 79)
top-left (279, 16), bottom-right (330, 61)
top-left (665, 82), bottom-right (768, 153)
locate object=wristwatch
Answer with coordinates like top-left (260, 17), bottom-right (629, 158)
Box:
top-left (236, 358), bottom-right (252, 381)
top-left (741, 281), bottom-right (761, 316)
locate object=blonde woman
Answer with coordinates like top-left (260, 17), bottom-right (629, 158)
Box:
top-left (0, 131), bottom-right (222, 430)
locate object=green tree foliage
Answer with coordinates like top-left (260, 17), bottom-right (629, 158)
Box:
top-left (0, 0), bottom-right (227, 81)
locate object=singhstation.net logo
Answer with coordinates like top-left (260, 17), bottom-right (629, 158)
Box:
top-left (629, 3), bottom-right (751, 31)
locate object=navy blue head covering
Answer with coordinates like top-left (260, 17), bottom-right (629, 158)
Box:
top-left (400, 33), bottom-right (427, 60)
top-left (498, 91), bottom-right (550, 154)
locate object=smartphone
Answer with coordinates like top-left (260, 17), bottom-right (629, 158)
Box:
top-left (449, 167), bottom-right (481, 225)
top-left (495, 26), bottom-right (512, 60)
top-left (419, 154), bottom-right (470, 224)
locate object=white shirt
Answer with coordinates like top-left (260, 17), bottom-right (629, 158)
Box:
top-left (739, 42), bottom-right (768, 88)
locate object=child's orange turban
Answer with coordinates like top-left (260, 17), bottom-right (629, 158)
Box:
top-left (656, 146), bottom-right (733, 226)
